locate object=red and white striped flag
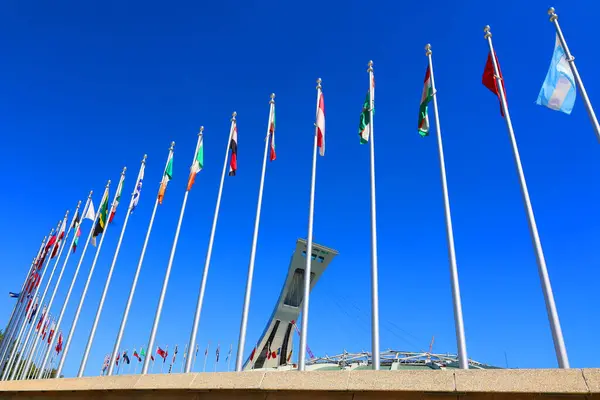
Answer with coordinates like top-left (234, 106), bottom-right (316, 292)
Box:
top-left (316, 91), bottom-right (325, 156)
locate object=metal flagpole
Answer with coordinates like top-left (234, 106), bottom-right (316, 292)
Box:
top-left (12, 211), bottom-right (70, 381)
top-left (548, 7), bottom-right (600, 143)
top-left (186, 113), bottom-right (236, 373)
top-left (298, 82), bottom-right (321, 372)
top-left (142, 129), bottom-right (204, 375)
top-left (109, 143), bottom-right (174, 376)
top-left (425, 44), bottom-right (469, 369)
top-left (484, 25), bottom-right (569, 369)
top-left (56, 182), bottom-right (114, 376)
top-left (37, 187), bottom-right (103, 379)
top-left (0, 239), bottom-right (45, 362)
top-left (20, 199), bottom-right (88, 380)
top-left (235, 96), bottom-right (274, 371)
top-left (181, 344), bottom-right (187, 373)
top-left (0, 237), bottom-right (47, 367)
top-left (3, 220), bottom-right (62, 380)
top-left (79, 158), bottom-right (146, 377)
top-left (367, 60), bottom-right (381, 370)
top-left (56, 175), bottom-right (119, 377)
top-left (227, 344), bottom-right (232, 372)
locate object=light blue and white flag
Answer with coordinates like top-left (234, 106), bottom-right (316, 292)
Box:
top-left (536, 34), bottom-right (576, 114)
top-left (130, 172), bottom-right (144, 212)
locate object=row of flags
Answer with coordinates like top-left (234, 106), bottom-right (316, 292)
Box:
top-left (1, 7), bottom-right (594, 379)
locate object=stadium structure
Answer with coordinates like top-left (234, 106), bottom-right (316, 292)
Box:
top-left (243, 239), bottom-right (499, 371)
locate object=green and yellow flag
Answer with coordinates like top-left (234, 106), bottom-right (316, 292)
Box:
top-left (92, 191), bottom-right (109, 246)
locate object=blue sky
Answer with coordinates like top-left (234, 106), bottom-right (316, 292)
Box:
top-left (1, 0), bottom-right (599, 377)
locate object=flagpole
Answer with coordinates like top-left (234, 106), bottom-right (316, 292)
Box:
top-left (37, 186), bottom-right (105, 379)
top-left (0, 240), bottom-right (44, 360)
top-left (52, 181), bottom-right (114, 378)
top-left (186, 113), bottom-right (236, 373)
top-left (484, 25), bottom-right (569, 369)
top-left (79, 158), bottom-right (145, 377)
top-left (108, 144), bottom-right (174, 376)
top-left (548, 7), bottom-right (600, 143)
top-left (298, 81), bottom-right (321, 372)
top-left (0, 236), bottom-right (47, 367)
top-left (11, 210), bottom-right (70, 381)
top-left (227, 344), bottom-right (232, 372)
top-left (3, 220), bottom-right (62, 380)
top-left (425, 44), bottom-right (469, 369)
top-left (142, 129), bottom-right (204, 375)
top-left (19, 198), bottom-right (88, 380)
top-left (181, 344), bottom-right (187, 373)
top-left (235, 96), bottom-right (274, 372)
top-left (364, 60), bottom-right (381, 370)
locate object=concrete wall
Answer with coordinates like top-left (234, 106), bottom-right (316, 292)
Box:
top-left (0, 369), bottom-right (598, 399)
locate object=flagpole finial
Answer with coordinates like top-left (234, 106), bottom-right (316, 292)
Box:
top-left (425, 44), bottom-right (432, 56)
top-left (270, 93), bottom-right (275, 104)
top-left (548, 7), bottom-right (557, 21)
top-left (122, 167), bottom-right (127, 175)
top-left (199, 126), bottom-right (204, 135)
top-left (142, 154), bottom-right (148, 164)
top-left (77, 200), bottom-right (82, 208)
top-left (484, 25), bottom-right (492, 39)
top-left (64, 210), bottom-right (70, 217)
top-left (88, 190), bottom-right (93, 198)
top-left (170, 141), bottom-right (175, 151)
top-left (367, 60), bottom-right (374, 73)
top-left (107, 180), bottom-right (111, 188)
top-left (232, 111), bottom-right (237, 121)
top-left (316, 78), bottom-right (322, 90)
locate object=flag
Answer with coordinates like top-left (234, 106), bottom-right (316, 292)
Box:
top-left (42, 318), bottom-right (50, 339)
top-left (359, 75), bottom-right (375, 143)
top-left (158, 152), bottom-right (173, 204)
top-left (123, 351), bottom-right (130, 365)
top-left (92, 191), bottom-right (110, 246)
top-left (418, 66), bottom-right (433, 137)
top-left (84, 200), bottom-right (96, 221)
top-left (536, 33), bottom-right (576, 114)
top-left (36, 308), bottom-right (46, 331)
top-left (157, 347), bottom-right (167, 361)
top-left (269, 105), bottom-right (276, 161)
top-left (316, 91), bottom-right (325, 156)
top-left (51, 219), bottom-right (67, 258)
top-left (267, 342), bottom-right (272, 360)
top-left (55, 332), bottom-right (63, 354)
top-left (47, 320), bottom-right (56, 344)
top-left (29, 301), bottom-right (40, 324)
top-left (108, 177), bottom-right (124, 223)
top-left (131, 171), bottom-right (144, 212)
top-left (140, 347), bottom-right (146, 359)
top-left (71, 211), bottom-right (81, 253)
top-left (228, 123), bottom-right (238, 176)
top-left (287, 349), bottom-right (293, 363)
top-left (133, 350), bottom-right (141, 362)
top-left (249, 347), bottom-right (256, 361)
top-left (226, 344), bottom-right (232, 362)
top-left (195, 344), bottom-right (199, 358)
top-left (38, 234), bottom-right (57, 268)
top-left (187, 135), bottom-right (204, 191)
top-left (9, 292), bottom-right (19, 298)
top-left (215, 344), bottom-right (220, 362)
top-left (204, 345), bottom-right (208, 356)
top-left (172, 345), bottom-right (178, 363)
top-left (482, 50), bottom-right (507, 117)
top-left (116, 352), bottom-right (120, 366)
top-left (102, 354), bottom-right (110, 372)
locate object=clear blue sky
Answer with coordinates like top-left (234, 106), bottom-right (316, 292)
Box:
top-left (1, 0), bottom-right (599, 377)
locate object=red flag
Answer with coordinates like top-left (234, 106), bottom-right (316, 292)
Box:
top-left (249, 347), bottom-right (256, 361)
top-left (228, 123), bottom-right (238, 176)
top-left (157, 347), bottom-right (167, 360)
top-left (482, 50), bottom-right (507, 117)
top-left (316, 91), bottom-right (325, 156)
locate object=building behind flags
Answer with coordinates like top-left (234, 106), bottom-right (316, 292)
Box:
top-left (482, 50), bottom-right (507, 116)
top-left (536, 33), bottom-right (576, 114)
top-left (158, 150), bottom-right (173, 204)
top-left (418, 66), bottom-right (433, 137)
top-left (108, 176), bottom-right (125, 223)
top-left (228, 122), bottom-right (238, 176)
top-left (92, 189), bottom-right (110, 246)
top-left (269, 102), bottom-right (276, 161)
top-left (187, 130), bottom-right (204, 190)
top-left (316, 87), bottom-right (325, 156)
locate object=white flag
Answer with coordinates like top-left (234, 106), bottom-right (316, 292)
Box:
top-left (130, 166), bottom-right (144, 212)
top-left (84, 200), bottom-right (96, 221)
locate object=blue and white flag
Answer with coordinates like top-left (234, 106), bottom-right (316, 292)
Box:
top-left (130, 166), bottom-right (144, 212)
top-left (536, 34), bottom-right (576, 114)
top-left (8, 292), bottom-right (19, 298)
